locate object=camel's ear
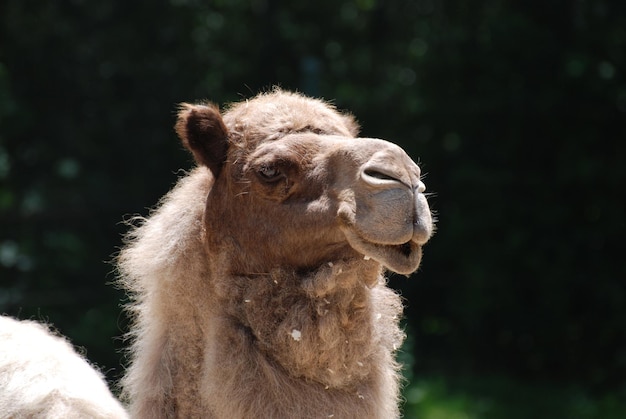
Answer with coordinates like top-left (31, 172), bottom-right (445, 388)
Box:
top-left (175, 103), bottom-right (229, 176)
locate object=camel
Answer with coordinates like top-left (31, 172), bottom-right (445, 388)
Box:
top-left (117, 89), bottom-right (434, 418)
top-left (0, 316), bottom-right (128, 419)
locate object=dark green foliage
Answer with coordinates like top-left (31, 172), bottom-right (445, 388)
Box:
top-left (1, 0), bottom-right (624, 407)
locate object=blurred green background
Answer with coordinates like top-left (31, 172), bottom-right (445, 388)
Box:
top-left (1, 1), bottom-right (624, 417)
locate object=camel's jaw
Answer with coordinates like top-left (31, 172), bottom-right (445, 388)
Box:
top-left (341, 228), bottom-right (424, 275)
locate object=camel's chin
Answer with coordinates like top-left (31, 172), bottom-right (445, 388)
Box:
top-left (343, 229), bottom-right (423, 275)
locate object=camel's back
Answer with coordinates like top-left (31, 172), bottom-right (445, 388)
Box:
top-left (0, 316), bottom-right (128, 419)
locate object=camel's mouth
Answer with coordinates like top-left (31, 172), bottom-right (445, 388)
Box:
top-left (383, 239), bottom-right (423, 272)
top-left (396, 241), bottom-right (414, 258)
top-left (341, 228), bottom-right (423, 275)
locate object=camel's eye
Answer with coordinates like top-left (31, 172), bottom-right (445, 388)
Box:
top-left (258, 165), bottom-right (282, 182)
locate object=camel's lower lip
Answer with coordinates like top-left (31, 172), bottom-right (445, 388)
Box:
top-left (342, 228), bottom-right (423, 275)
top-left (370, 240), bottom-right (422, 275)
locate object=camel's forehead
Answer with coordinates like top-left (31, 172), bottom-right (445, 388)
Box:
top-left (222, 91), bottom-right (359, 146)
top-left (251, 134), bottom-right (403, 157)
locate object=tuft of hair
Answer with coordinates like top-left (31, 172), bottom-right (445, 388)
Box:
top-left (0, 316), bottom-right (128, 419)
top-left (223, 88), bottom-right (360, 148)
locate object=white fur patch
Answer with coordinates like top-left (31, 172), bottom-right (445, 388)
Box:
top-left (290, 329), bottom-right (302, 341)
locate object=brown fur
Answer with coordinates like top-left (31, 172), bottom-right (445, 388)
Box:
top-left (118, 89), bottom-right (433, 418)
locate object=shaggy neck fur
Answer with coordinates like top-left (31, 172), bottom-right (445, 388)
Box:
top-left (118, 168), bottom-right (405, 418)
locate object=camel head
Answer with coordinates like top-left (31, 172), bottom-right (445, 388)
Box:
top-left (175, 90), bottom-right (433, 275)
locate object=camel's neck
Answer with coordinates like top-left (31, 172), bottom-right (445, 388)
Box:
top-left (124, 254), bottom-right (404, 418)
top-left (121, 255), bottom-right (215, 418)
top-left (213, 259), bottom-right (391, 389)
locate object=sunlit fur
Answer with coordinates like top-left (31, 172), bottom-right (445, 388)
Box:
top-left (118, 90), bottom-right (432, 418)
top-left (0, 316), bottom-right (128, 419)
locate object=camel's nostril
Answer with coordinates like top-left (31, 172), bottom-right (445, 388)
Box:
top-left (363, 169), bottom-right (399, 182)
